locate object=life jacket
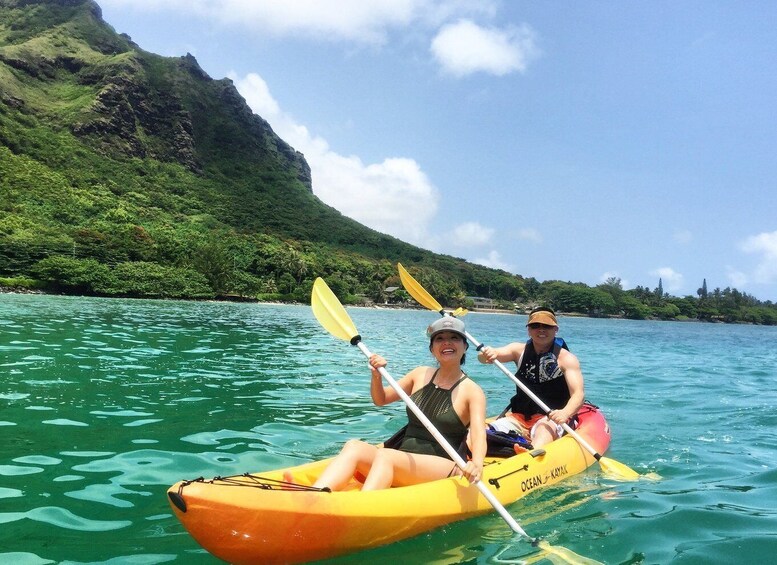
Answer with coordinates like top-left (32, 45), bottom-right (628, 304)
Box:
top-left (508, 337), bottom-right (571, 417)
top-left (485, 428), bottom-right (533, 457)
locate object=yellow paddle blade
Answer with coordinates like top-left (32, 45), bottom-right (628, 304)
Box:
top-left (397, 263), bottom-right (443, 312)
top-left (494, 541), bottom-right (603, 565)
top-left (452, 307), bottom-right (469, 317)
top-left (599, 457), bottom-right (641, 481)
top-left (398, 265), bottom-right (643, 484)
top-left (311, 278), bottom-right (359, 343)
top-left (535, 541), bottom-right (603, 565)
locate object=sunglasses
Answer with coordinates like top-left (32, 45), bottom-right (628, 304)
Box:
top-left (528, 323), bottom-right (555, 330)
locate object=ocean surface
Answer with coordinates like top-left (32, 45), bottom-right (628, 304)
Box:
top-left (1, 294), bottom-right (776, 564)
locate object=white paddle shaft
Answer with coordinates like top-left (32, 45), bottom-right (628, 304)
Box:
top-left (464, 330), bottom-right (602, 461)
top-left (355, 340), bottom-right (530, 539)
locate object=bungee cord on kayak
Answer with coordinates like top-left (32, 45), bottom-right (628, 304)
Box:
top-left (164, 273), bottom-right (615, 564)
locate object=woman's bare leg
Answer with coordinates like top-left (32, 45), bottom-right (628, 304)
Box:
top-left (313, 439), bottom-right (378, 491)
top-left (362, 449), bottom-right (460, 491)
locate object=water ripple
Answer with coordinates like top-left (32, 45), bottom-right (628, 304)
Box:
top-left (2, 295), bottom-right (776, 563)
top-left (0, 553), bottom-right (54, 565)
top-left (0, 506), bottom-right (131, 531)
top-left (42, 419), bottom-right (89, 427)
top-left (0, 465), bottom-right (44, 476)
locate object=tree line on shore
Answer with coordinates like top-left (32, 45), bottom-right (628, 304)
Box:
top-left (2, 3), bottom-right (774, 325)
top-left (2, 238), bottom-right (775, 325)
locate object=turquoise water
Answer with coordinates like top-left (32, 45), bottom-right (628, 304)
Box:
top-left (1, 294), bottom-right (777, 564)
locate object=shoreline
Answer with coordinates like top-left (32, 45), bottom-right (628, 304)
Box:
top-left (0, 286), bottom-right (759, 325)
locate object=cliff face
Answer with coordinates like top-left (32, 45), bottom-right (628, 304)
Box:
top-left (1, 0), bottom-right (453, 297)
top-left (0, 1), bottom-right (530, 306)
top-left (0, 0), bottom-right (311, 186)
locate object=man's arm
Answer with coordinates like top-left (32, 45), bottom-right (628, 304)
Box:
top-left (549, 351), bottom-right (585, 424)
top-left (477, 342), bottom-right (524, 365)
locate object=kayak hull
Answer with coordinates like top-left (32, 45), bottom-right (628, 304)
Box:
top-left (168, 405), bottom-right (610, 564)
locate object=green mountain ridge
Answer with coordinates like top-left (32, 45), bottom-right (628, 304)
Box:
top-left (0, 0), bottom-right (524, 301)
top-left (1, 0), bottom-right (775, 324)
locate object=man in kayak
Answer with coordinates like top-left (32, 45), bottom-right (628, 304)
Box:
top-left (312, 317), bottom-right (487, 491)
top-left (477, 307), bottom-right (585, 449)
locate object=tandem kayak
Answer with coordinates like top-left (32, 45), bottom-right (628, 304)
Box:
top-left (167, 404), bottom-right (610, 564)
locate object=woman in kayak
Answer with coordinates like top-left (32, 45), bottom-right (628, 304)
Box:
top-left (312, 317), bottom-right (487, 491)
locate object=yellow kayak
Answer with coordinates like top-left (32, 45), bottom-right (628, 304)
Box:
top-left (167, 404), bottom-right (610, 564)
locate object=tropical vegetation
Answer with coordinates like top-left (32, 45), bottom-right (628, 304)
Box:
top-left (1, 0), bottom-right (775, 325)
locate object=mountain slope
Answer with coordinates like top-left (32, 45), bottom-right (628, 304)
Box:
top-left (1, 0), bottom-right (775, 326)
top-left (0, 0), bottom-right (524, 302)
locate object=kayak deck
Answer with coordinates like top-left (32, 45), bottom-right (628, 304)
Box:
top-left (168, 405), bottom-right (610, 564)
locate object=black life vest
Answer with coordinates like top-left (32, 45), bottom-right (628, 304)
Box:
top-left (508, 337), bottom-right (571, 417)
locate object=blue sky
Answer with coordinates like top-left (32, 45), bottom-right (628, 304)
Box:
top-left (98, 1), bottom-right (777, 302)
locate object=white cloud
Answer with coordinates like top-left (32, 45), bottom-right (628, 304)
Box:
top-left (649, 267), bottom-right (684, 292)
top-left (726, 266), bottom-right (748, 288)
top-left (474, 250), bottom-right (512, 271)
top-left (741, 230), bottom-right (777, 284)
top-left (212, 0), bottom-right (420, 44)
top-left (234, 72), bottom-right (279, 115)
top-left (313, 155), bottom-right (438, 244)
top-left (451, 222), bottom-right (494, 247)
top-left (102, 0), bottom-right (413, 44)
top-left (100, 2), bottom-right (530, 248)
top-left (430, 19), bottom-right (540, 77)
top-left (233, 72), bottom-right (438, 245)
top-left (102, 0), bottom-right (498, 45)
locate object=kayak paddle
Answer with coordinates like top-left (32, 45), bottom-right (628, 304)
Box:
top-left (311, 278), bottom-right (530, 534)
top-left (397, 263), bottom-right (640, 481)
top-left (311, 277), bottom-right (601, 564)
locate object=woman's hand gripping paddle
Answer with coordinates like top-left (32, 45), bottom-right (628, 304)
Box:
top-left (311, 278), bottom-right (602, 564)
top-left (397, 263), bottom-right (640, 482)
top-left (311, 279), bottom-right (529, 533)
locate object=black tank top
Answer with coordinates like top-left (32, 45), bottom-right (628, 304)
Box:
top-left (398, 369), bottom-right (469, 459)
top-left (509, 338), bottom-right (571, 417)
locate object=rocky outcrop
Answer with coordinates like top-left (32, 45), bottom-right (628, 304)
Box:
top-left (64, 50), bottom-right (201, 171)
top-left (1, 0), bottom-right (311, 183)
top-left (214, 77), bottom-right (312, 190)
top-left (72, 78), bottom-right (147, 159)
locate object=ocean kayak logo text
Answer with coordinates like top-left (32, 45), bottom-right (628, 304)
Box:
top-left (520, 464), bottom-right (568, 493)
